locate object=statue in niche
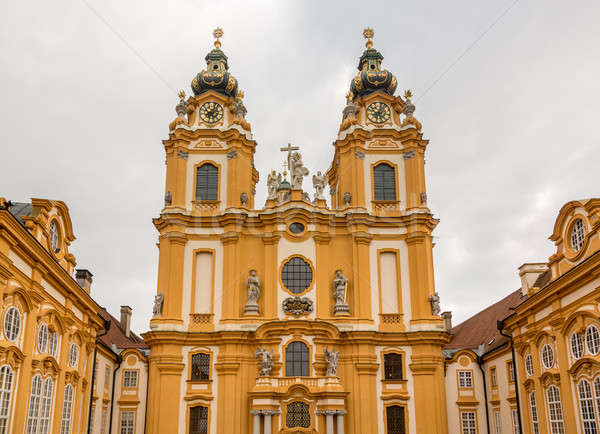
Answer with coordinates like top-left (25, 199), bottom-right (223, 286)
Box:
top-left (267, 170), bottom-right (282, 200)
top-left (290, 152), bottom-right (309, 190)
top-left (333, 270), bottom-right (350, 315)
top-left (312, 171), bottom-right (328, 200)
top-left (152, 293), bottom-right (164, 316)
top-left (429, 292), bottom-right (441, 316)
top-left (324, 347), bottom-right (339, 376)
top-left (244, 270), bottom-right (260, 314)
top-left (255, 347), bottom-right (273, 377)
top-left (164, 191), bottom-right (172, 207)
top-left (240, 191), bottom-right (248, 207)
top-left (343, 191), bottom-right (352, 206)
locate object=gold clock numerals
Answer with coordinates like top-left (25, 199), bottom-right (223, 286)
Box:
top-left (199, 102), bottom-right (224, 124)
top-left (366, 102), bottom-right (391, 124)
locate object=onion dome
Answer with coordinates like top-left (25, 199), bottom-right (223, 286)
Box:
top-left (191, 28), bottom-right (239, 98)
top-left (349, 28), bottom-right (397, 99)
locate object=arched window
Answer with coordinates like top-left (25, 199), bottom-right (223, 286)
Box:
top-left (571, 332), bottom-right (584, 359)
top-left (570, 218), bottom-right (586, 252)
top-left (546, 385), bottom-right (565, 434)
top-left (525, 354), bottom-right (534, 376)
top-left (0, 365), bottom-right (14, 434)
top-left (195, 164), bottom-right (218, 201)
top-left (529, 391), bottom-right (540, 434)
top-left (586, 326), bottom-right (600, 355)
top-left (373, 163), bottom-right (396, 201)
top-left (60, 384), bottom-right (74, 434)
top-left (26, 375), bottom-right (54, 434)
top-left (578, 379), bottom-right (598, 433)
top-left (286, 402), bottom-right (310, 429)
top-left (3, 307), bottom-right (21, 342)
top-left (37, 324), bottom-right (48, 354)
top-left (68, 343), bottom-right (79, 368)
top-left (541, 344), bottom-right (554, 369)
top-left (189, 406), bottom-right (208, 434)
top-left (594, 378), bottom-right (600, 421)
top-left (285, 341), bottom-right (309, 377)
top-left (386, 405), bottom-right (406, 434)
top-left (48, 332), bottom-right (58, 358)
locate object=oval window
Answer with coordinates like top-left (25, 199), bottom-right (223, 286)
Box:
top-left (289, 223), bottom-right (305, 234)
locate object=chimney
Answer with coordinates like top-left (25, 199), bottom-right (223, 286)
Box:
top-left (120, 305), bottom-right (132, 338)
top-left (441, 311), bottom-right (452, 332)
top-left (75, 269), bottom-right (93, 293)
top-left (518, 263), bottom-right (548, 296)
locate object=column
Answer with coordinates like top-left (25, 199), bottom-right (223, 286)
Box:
top-left (252, 412), bottom-right (260, 434)
top-left (264, 413), bottom-right (271, 434)
top-left (336, 410), bottom-right (346, 434)
top-left (326, 413), bottom-right (334, 434)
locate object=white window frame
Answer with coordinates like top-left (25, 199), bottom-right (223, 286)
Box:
top-left (508, 361), bottom-right (515, 383)
top-left (120, 410), bottom-right (135, 434)
top-left (570, 218), bottom-right (586, 251)
top-left (490, 367), bottom-right (497, 387)
top-left (26, 375), bottom-right (54, 434)
top-left (3, 307), bottom-right (21, 342)
top-left (123, 370), bottom-right (138, 389)
top-left (0, 365), bottom-right (15, 434)
top-left (541, 344), bottom-right (555, 369)
top-left (511, 408), bottom-right (520, 434)
top-left (586, 325), bottom-right (600, 355)
top-left (100, 407), bottom-right (108, 434)
top-left (578, 379), bottom-right (598, 434)
top-left (37, 323), bottom-right (49, 354)
top-left (49, 220), bottom-right (59, 253)
top-left (48, 332), bottom-right (58, 358)
top-left (104, 365), bottom-right (111, 388)
top-left (571, 332), bottom-right (584, 359)
top-left (60, 384), bottom-right (74, 434)
top-left (68, 344), bottom-right (79, 368)
top-left (529, 391), bottom-right (540, 434)
top-left (460, 411), bottom-right (477, 434)
top-left (458, 370), bottom-right (473, 389)
top-left (525, 354), bottom-right (534, 376)
top-left (546, 385), bottom-right (565, 434)
top-left (493, 409), bottom-right (501, 434)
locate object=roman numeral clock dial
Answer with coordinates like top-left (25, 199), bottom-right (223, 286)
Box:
top-left (366, 101), bottom-right (391, 124)
top-left (199, 101), bottom-right (224, 124)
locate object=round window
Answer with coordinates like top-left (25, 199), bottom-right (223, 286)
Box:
top-left (281, 257), bottom-right (313, 294)
top-left (570, 218), bottom-right (586, 252)
top-left (525, 354), bottom-right (534, 376)
top-left (289, 223), bottom-right (305, 234)
top-left (541, 344), bottom-right (554, 369)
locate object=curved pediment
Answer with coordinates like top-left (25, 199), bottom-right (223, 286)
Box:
top-left (568, 358), bottom-right (600, 380)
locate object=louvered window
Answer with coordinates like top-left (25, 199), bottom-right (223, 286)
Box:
top-left (195, 164), bottom-right (218, 201)
top-left (384, 353), bottom-right (403, 380)
top-left (286, 402), bottom-right (310, 428)
top-left (386, 405), bottom-right (406, 434)
top-left (373, 163), bottom-right (396, 201)
top-left (189, 406), bottom-right (208, 434)
top-left (191, 353), bottom-right (210, 381)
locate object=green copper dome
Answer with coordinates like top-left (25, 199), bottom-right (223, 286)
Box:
top-left (191, 29), bottom-right (239, 98)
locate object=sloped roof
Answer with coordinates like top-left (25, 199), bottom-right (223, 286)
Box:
top-left (98, 308), bottom-right (147, 351)
top-left (8, 202), bottom-right (33, 220)
top-left (445, 289), bottom-right (526, 354)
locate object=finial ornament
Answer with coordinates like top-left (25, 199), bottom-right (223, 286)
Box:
top-left (363, 27), bottom-right (374, 48)
top-left (178, 90), bottom-right (186, 100)
top-left (213, 27), bottom-right (224, 48)
top-left (404, 89), bottom-right (413, 99)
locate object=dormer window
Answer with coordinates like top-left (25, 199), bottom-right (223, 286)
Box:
top-left (49, 220), bottom-right (60, 253)
top-left (570, 218), bottom-right (586, 252)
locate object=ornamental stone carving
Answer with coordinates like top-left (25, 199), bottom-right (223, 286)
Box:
top-left (255, 347), bottom-right (273, 377)
top-left (240, 192), bottom-right (248, 207)
top-left (333, 270), bottom-right (350, 315)
top-left (282, 296), bottom-right (313, 316)
top-left (343, 192), bottom-right (351, 206)
top-left (429, 292), bottom-right (441, 316)
top-left (267, 170), bottom-right (282, 200)
top-left (244, 270), bottom-right (260, 315)
top-left (324, 347), bottom-right (339, 376)
top-left (290, 152), bottom-right (309, 190)
top-left (152, 293), bottom-right (164, 316)
top-left (312, 171), bottom-right (328, 200)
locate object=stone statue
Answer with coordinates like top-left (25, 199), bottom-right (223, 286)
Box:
top-left (312, 171), bottom-right (328, 200)
top-left (244, 270), bottom-right (260, 315)
top-left (164, 191), bottom-right (172, 207)
top-left (267, 170), bottom-right (282, 200)
top-left (324, 347), bottom-right (339, 376)
top-left (255, 347), bottom-right (273, 377)
top-left (343, 191), bottom-right (351, 206)
top-left (240, 192), bottom-right (248, 207)
top-left (290, 152), bottom-right (309, 190)
top-left (429, 292), bottom-right (441, 316)
top-left (152, 293), bottom-right (164, 316)
top-left (333, 270), bottom-right (350, 315)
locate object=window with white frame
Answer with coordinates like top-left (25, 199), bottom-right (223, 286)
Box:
top-left (571, 332), bottom-right (584, 359)
top-left (460, 411), bottom-right (477, 434)
top-left (123, 370), bottom-right (138, 389)
top-left (48, 332), bottom-right (58, 358)
top-left (120, 410), bottom-right (135, 434)
top-left (493, 409), bottom-right (501, 434)
top-left (541, 344), bottom-right (555, 369)
top-left (37, 324), bottom-right (48, 353)
top-left (508, 361), bottom-right (515, 383)
top-left (546, 385), bottom-right (565, 434)
top-left (529, 391), bottom-right (540, 434)
top-left (60, 384), bottom-right (74, 434)
top-left (100, 407), bottom-right (108, 434)
top-left (594, 378), bottom-right (600, 422)
top-left (3, 307), bottom-right (21, 342)
top-left (49, 220), bottom-right (60, 253)
top-left (26, 375), bottom-right (54, 434)
top-left (104, 366), bottom-right (111, 387)
top-left (570, 218), bottom-right (586, 252)
top-left (490, 367), bottom-right (497, 387)
top-left (578, 379), bottom-right (598, 434)
top-left (586, 326), bottom-right (600, 355)
top-left (511, 409), bottom-right (520, 434)
top-left (458, 370), bottom-right (473, 389)
top-left (68, 344), bottom-right (78, 368)
top-left (525, 354), bottom-right (534, 376)
top-left (0, 365), bottom-right (14, 434)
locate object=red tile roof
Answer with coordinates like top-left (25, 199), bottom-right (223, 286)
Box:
top-left (445, 289), bottom-right (526, 353)
top-left (98, 308), bottom-right (148, 350)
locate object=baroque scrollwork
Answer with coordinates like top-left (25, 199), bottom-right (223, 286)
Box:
top-left (282, 297), bottom-right (313, 316)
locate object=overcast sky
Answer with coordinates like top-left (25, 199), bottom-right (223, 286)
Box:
top-left (1, 0), bottom-right (599, 334)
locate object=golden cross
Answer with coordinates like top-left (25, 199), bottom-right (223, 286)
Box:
top-left (363, 28), bottom-right (374, 49)
top-left (213, 27), bottom-right (223, 48)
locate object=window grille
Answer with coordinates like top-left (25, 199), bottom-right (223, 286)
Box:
top-left (281, 257), bottom-right (313, 294)
top-left (571, 332), bottom-right (584, 359)
top-left (60, 384), bottom-right (74, 434)
top-left (530, 392), bottom-right (540, 434)
top-left (38, 324), bottom-right (48, 353)
top-left (578, 380), bottom-right (598, 434)
top-left (119, 411), bottom-right (135, 434)
top-left (541, 344), bottom-right (554, 369)
top-left (587, 326), bottom-right (600, 355)
top-left (68, 344), bottom-right (79, 368)
top-left (3, 307), bottom-right (20, 341)
top-left (286, 402), bottom-right (310, 428)
top-left (0, 365), bottom-right (14, 434)
top-left (571, 218), bottom-right (586, 251)
top-left (195, 164), bottom-right (218, 201)
top-left (511, 409), bottom-right (520, 434)
top-left (189, 406), bottom-right (208, 434)
top-left (285, 341), bottom-right (310, 377)
top-left (386, 405), bottom-right (405, 434)
top-left (460, 411), bottom-right (477, 434)
top-left (525, 354), bottom-right (534, 376)
top-left (384, 353), bottom-right (403, 380)
top-left (373, 163), bottom-right (396, 201)
top-left (48, 332), bottom-right (58, 358)
top-left (458, 371), bottom-right (472, 389)
top-left (123, 371), bottom-right (138, 389)
top-left (547, 385), bottom-right (565, 434)
top-left (191, 353), bottom-right (210, 381)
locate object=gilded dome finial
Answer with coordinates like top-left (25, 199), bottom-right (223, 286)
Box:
top-left (213, 27), bottom-right (224, 49)
top-left (363, 28), bottom-right (374, 49)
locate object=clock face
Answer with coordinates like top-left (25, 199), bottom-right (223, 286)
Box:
top-left (366, 102), bottom-right (391, 123)
top-left (199, 102), bottom-right (224, 124)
